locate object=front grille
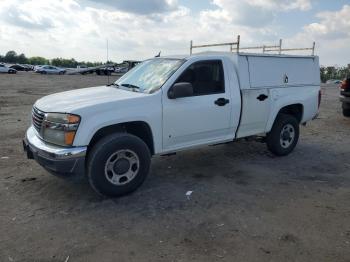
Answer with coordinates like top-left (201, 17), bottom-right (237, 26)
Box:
top-left (32, 106), bottom-right (45, 133)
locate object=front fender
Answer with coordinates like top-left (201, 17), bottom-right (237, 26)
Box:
top-left (72, 94), bottom-right (162, 153)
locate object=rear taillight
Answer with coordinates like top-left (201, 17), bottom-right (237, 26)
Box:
top-left (318, 90), bottom-right (321, 109)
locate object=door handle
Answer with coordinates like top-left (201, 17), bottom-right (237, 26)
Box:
top-left (215, 98), bottom-right (230, 106)
top-left (257, 94), bottom-right (268, 101)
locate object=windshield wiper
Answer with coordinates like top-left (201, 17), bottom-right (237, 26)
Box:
top-left (107, 83), bottom-right (120, 87)
top-left (121, 83), bottom-right (141, 90)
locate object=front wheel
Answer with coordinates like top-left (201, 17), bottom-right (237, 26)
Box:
top-left (266, 114), bottom-right (299, 156)
top-left (87, 133), bottom-right (151, 197)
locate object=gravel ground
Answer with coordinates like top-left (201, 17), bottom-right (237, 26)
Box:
top-left (0, 72), bottom-right (349, 262)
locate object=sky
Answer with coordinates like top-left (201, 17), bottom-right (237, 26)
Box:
top-left (0, 0), bottom-right (349, 66)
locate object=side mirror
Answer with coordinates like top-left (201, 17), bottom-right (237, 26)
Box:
top-left (168, 82), bottom-right (193, 99)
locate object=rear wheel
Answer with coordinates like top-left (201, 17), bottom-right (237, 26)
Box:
top-left (266, 114), bottom-right (299, 156)
top-left (87, 133), bottom-right (151, 197)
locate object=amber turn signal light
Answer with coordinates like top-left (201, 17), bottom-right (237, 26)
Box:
top-left (65, 131), bottom-right (76, 145)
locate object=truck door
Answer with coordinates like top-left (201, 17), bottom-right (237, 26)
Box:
top-left (162, 59), bottom-right (239, 151)
top-left (236, 88), bottom-right (271, 138)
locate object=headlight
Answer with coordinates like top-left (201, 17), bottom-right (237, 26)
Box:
top-left (42, 113), bottom-right (81, 146)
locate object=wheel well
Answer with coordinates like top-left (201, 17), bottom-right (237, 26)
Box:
top-left (278, 104), bottom-right (303, 123)
top-left (88, 121), bottom-right (155, 155)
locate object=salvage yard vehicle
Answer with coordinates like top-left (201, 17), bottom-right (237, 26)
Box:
top-left (10, 64), bottom-right (32, 71)
top-left (340, 77), bottom-right (350, 117)
top-left (96, 66), bottom-right (115, 76)
top-left (23, 38), bottom-right (321, 197)
top-left (35, 65), bottom-right (66, 75)
top-left (0, 63), bottom-right (17, 74)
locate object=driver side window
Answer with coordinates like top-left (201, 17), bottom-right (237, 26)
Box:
top-left (175, 60), bottom-right (225, 96)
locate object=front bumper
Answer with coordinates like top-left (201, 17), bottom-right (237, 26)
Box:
top-left (23, 126), bottom-right (87, 178)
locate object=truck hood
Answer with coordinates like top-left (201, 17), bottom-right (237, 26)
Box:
top-left (35, 86), bottom-right (146, 113)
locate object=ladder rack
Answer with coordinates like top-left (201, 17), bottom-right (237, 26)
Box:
top-left (189, 35), bottom-right (315, 56)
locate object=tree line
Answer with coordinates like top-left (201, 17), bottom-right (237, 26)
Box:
top-left (320, 66), bottom-right (349, 83)
top-left (0, 50), bottom-right (105, 68)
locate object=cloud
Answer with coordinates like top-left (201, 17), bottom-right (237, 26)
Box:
top-left (0, 0), bottom-right (348, 66)
top-left (203, 0), bottom-right (312, 27)
top-left (0, 0), bottom-right (82, 30)
top-left (82, 0), bottom-right (179, 15)
top-left (284, 4), bottom-right (350, 66)
top-left (2, 5), bottom-right (55, 30)
top-left (303, 4), bottom-right (350, 39)
top-left (0, 0), bottom-right (191, 60)
top-left (0, 0), bottom-right (307, 61)
top-left (245, 0), bottom-right (312, 11)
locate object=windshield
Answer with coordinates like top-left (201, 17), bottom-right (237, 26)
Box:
top-left (115, 58), bottom-right (184, 93)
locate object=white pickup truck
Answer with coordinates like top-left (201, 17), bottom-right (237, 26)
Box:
top-left (23, 52), bottom-right (321, 196)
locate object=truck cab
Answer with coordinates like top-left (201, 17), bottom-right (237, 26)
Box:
top-left (23, 51), bottom-right (320, 197)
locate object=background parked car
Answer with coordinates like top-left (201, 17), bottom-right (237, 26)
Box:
top-left (0, 64), bottom-right (17, 74)
top-left (10, 64), bottom-right (31, 71)
top-left (326, 79), bottom-right (342, 85)
top-left (95, 66), bottom-right (115, 75)
top-left (115, 67), bottom-right (128, 73)
top-left (35, 65), bottom-right (66, 75)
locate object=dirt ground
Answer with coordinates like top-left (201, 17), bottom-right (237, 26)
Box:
top-left (0, 72), bottom-right (349, 262)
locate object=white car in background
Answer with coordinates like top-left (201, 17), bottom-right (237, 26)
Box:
top-left (35, 65), bottom-right (66, 75)
top-left (0, 64), bottom-right (17, 74)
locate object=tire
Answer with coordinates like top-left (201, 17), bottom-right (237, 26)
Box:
top-left (103, 70), bottom-right (111, 76)
top-left (343, 109), bottom-right (350, 117)
top-left (266, 114), bottom-right (299, 156)
top-left (87, 133), bottom-right (151, 197)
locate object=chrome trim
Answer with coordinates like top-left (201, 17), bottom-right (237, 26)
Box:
top-left (32, 106), bottom-right (45, 133)
top-left (25, 126), bottom-right (87, 160)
